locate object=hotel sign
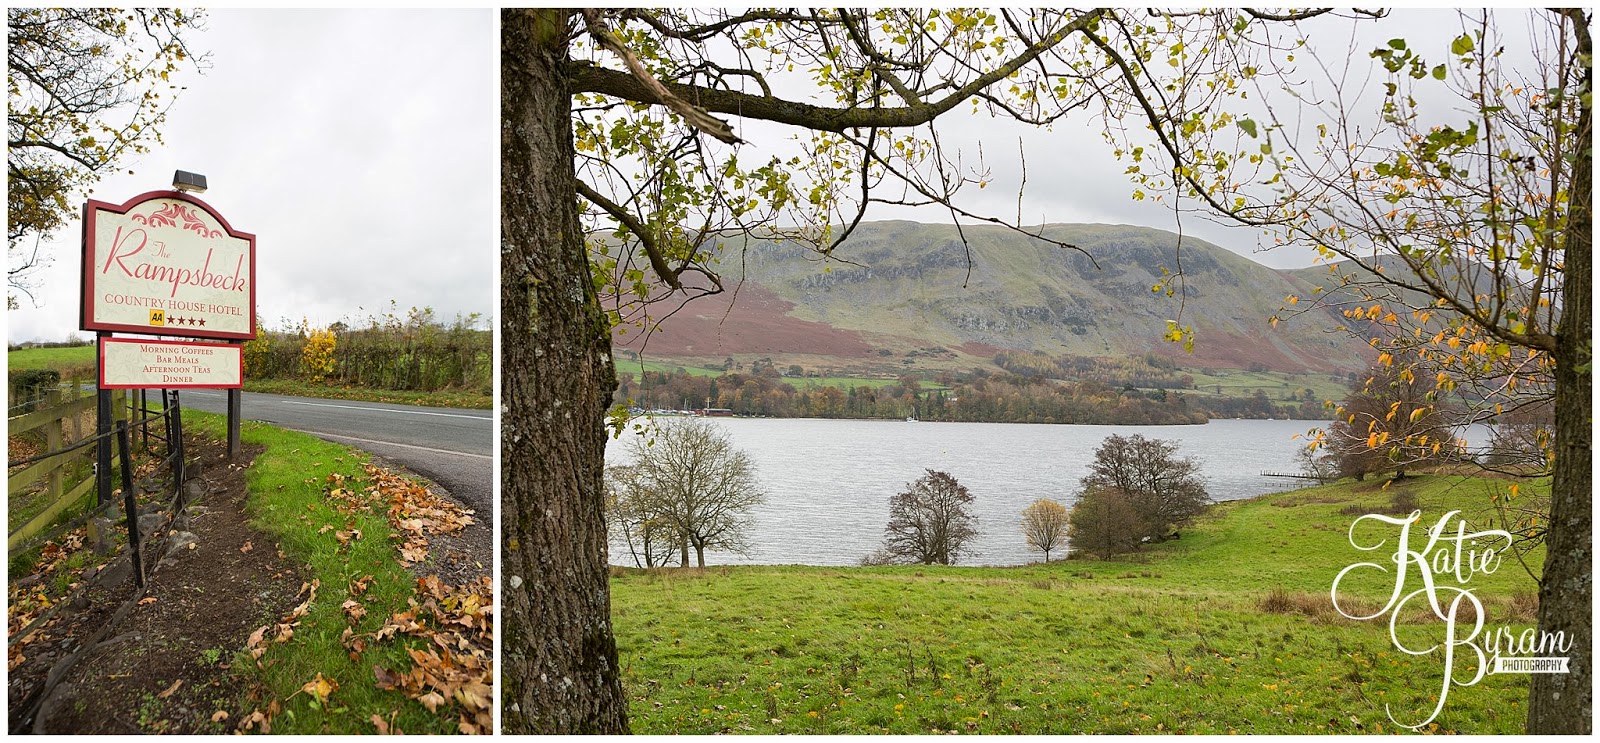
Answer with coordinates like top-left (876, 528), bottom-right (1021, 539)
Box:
top-left (99, 337), bottom-right (243, 389)
top-left (81, 191), bottom-right (256, 340)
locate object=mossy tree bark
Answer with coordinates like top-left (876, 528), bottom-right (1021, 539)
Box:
top-left (1529, 12), bottom-right (1591, 731)
top-left (500, 8), bottom-right (628, 734)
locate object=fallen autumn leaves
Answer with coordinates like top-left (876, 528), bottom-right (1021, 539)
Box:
top-left (238, 462), bottom-right (491, 734)
top-left (368, 576), bottom-right (494, 734)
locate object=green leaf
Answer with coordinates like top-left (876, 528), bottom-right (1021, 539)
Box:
top-left (1451, 34), bottom-right (1474, 56)
top-left (1432, 64), bottom-right (1446, 80)
top-left (1237, 118), bottom-right (1258, 138)
top-left (1387, 38), bottom-right (1407, 51)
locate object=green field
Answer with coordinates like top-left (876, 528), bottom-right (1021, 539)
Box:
top-left (1185, 368), bottom-right (1347, 405)
top-left (612, 474), bottom-right (1545, 734)
top-left (7, 345), bottom-right (96, 373)
top-left (621, 359), bottom-right (726, 378)
top-left (239, 380), bottom-right (490, 410)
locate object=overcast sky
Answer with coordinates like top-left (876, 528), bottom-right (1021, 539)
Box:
top-left (711, 8), bottom-right (1520, 272)
top-left (8, 9), bottom-right (495, 343)
top-left (874, 7), bottom-right (1529, 269)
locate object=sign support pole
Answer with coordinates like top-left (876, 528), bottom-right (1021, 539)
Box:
top-left (227, 386), bottom-right (242, 460)
top-left (95, 331), bottom-right (112, 507)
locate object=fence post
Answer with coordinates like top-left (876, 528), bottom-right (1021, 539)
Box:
top-left (44, 388), bottom-right (64, 506)
top-left (162, 389), bottom-right (174, 463)
top-left (95, 334), bottom-right (112, 508)
top-left (116, 421), bottom-right (143, 589)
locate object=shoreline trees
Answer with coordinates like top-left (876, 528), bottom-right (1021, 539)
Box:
top-left (611, 418), bottom-right (766, 568)
top-left (873, 469), bottom-right (979, 566)
top-left (1021, 498), bottom-right (1068, 562)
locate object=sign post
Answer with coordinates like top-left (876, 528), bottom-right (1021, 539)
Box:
top-left (81, 184), bottom-right (257, 491)
top-left (227, 388), bottom-right (242, 458)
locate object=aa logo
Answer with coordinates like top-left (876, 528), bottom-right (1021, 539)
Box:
top-left (149, 309), bottom-right (166, 326)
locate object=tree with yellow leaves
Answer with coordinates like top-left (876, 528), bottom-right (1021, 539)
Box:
top-left (299, 321), bottom-right (337, 384)
top-left (1319, 361), bottom-right (1458, 481)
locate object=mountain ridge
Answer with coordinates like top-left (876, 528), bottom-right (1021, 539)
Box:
top-left (611, 220), bottom-right (1373, 375)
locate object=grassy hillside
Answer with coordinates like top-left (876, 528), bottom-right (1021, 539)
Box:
top-left (611, 474), bottom-right (1544, 734)
top-left (621, 222), bottom-right (1371, 376)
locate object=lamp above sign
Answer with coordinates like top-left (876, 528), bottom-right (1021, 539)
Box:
top-left (80, 190), bottom-right (256, 341)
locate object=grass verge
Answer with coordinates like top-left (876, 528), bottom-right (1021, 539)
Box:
top-left (184, 411), bottom-right (466, 734)
top-left (612, 474), bottom-right (1545, 734)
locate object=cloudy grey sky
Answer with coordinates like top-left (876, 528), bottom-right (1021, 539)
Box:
top-left (9, 9), bottom-right (495, 343)
top-left (876, 7), bottom-right (1527, 269)
top-left (707, 8), bottom-right (1510, 271)
top-left (562, 7), bottom-right (1527, 281)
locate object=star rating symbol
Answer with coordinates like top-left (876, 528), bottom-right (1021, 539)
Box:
top-left (165, 315), bottom-right (206, 327)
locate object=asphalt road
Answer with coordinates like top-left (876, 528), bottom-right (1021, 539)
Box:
top-left (179, 390), bottom-right (492, 518)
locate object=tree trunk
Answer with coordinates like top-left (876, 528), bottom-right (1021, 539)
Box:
top-left (694, 541), bottom-right (706, 568)
top-left (500, 9), bottom-right (628, 734)
top-left (1528, 13), bottom-right (1592, 733)
top-left (680, 538), bottom-right (690, 567)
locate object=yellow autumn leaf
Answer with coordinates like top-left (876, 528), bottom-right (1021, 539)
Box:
top-left (301, 673), bottom-right (339, 703)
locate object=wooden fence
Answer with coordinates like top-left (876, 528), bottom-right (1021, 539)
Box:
top-left (7, 387), bottom-right (136, 550)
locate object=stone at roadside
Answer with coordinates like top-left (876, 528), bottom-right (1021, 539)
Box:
top-left (163, 532), bottom-right (199, 560)
top-left (87, 517), bottom-right (115, 555)
top-left (137, 512), bottom-right (167, 538)
top-left (97, 559), bottom-right (132, 589)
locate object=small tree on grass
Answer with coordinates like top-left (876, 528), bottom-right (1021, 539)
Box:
top-left (1081, 434), bottom-right (1209, 543)
top-left (878, 470), bottom-right (978, 565)
top-left (1021, 498), bottom-right (1069, 562)
top-left (1067, 487), bottom-right (1148, 558)
top-left (603, 464), bottom-right (678, 569)
top-left (1316, 361), bottom-right (1455, 481)
top-left (625, 417), bottom-right (765, 567)
top-left (1294, 443), bottom-right (1340, 484)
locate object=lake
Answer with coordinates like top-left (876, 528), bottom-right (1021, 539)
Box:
top-left (605, 417), bottom-right (1350, 567)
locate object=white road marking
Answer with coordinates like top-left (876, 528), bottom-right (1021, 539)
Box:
top-left (289, 429), bottom-right (491, 460)
top-left (281, 399), bottom-right (490, 421)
